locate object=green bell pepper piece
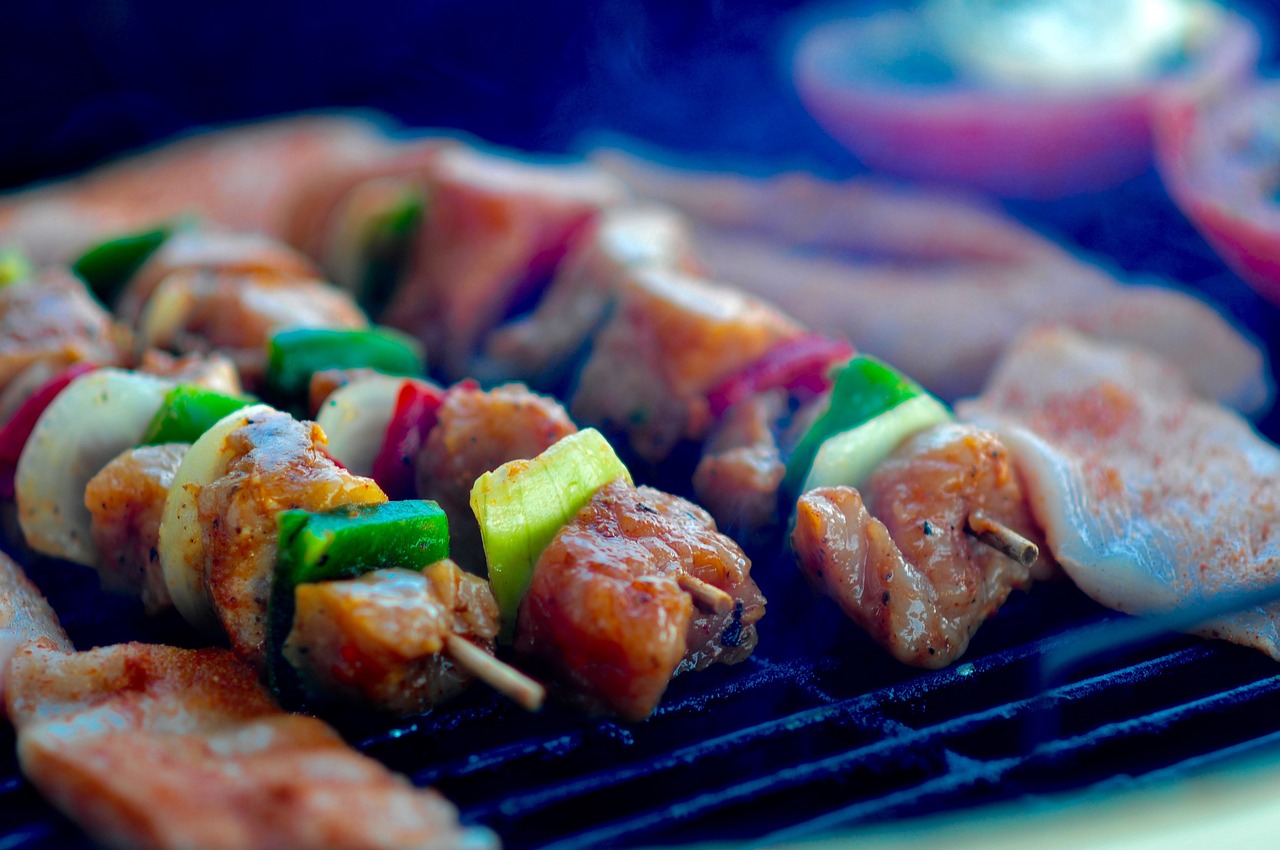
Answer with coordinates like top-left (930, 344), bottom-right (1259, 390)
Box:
top-left (140, 384), bottom-right (254, 446)
top-left (71, 225), bottom-right (172, 306)
top-left (265, 326), bottom-right (424, 403)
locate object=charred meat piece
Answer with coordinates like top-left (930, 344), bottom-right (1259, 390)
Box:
top-left (6, 642), bottom-right (493, 850)
top-left (283, 561), bottom-right (500, 713)
top-left (195, 410), bottom-right (386, 667)
top-left (85, 444), bottom-right (187, 615)
top-left (693, 389), bottom-right (787, 534)
top-left (0, 269), bottom-right (124, 395)
top-left (517, 479), bottom-right (765, 721)
top-left (792, 423), bottom-right (1053, 668)
top-left (415, 382), bottom-right (577, 568)
top-left (571, 267), bottom-right (802, 463)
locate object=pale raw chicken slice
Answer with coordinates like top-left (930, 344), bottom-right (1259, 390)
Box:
top-left (597, 151), bottom-right (1267, 413)
top-left (0, 551), bottom-right (70, 707)
top-left (958, 327), bottom-right (1280, 657)
top-left (381, 145), bottom-right (628, 378)
top-left (5, 642), bottom-right (494, 850)
top-left (0, 116), bottom-right (394, 266)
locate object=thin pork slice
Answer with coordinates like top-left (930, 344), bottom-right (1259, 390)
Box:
top-left (0, 551), bottom-right (70, 708)
top-left (958, 327), bottom-right (1280, 657)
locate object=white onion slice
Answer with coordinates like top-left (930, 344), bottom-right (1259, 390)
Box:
top-left (313, 375), bottom-right (405, 477)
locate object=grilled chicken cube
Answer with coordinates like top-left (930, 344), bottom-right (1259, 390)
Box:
top-left (283, 561), bottom-right (500, 713)
top-left (792, 423), bottom-right (1053, 668)
top-left (517, 479), bottom-right (765, 721)
top-left (6, 642), bottom-right (493, 850)
top-left (85, 443), bottom-right (187, 615)
top-left (693, 390), bottom-right (787, 533)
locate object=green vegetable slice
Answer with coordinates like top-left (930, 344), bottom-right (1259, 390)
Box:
top-left (471, 428), bottom-right (631, 640)
top-left (71, 225), bottom-right (173, 306)
top-left (265, 326), bottom-right (425, 403)
top-left (140, 384), bottom-right (254, 446)
top-left (0, 249), bottom-right (32, 287)
top-left (784, 355), bottom-right (942, 495)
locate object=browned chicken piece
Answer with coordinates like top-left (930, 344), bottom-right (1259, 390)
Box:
top-left (284, 561), bottom-right (500, 713)
top-left (84, 444), bottom-right (187, 615)
top-left (482, 204), bottom-right (702, 386)
top-left (197, 410), bottom-right (386, 667)
top-left (416, 382), bottom-right (578, 568)
top-left (0, 269), bottom-right (124, 395)
top-left (138, 269), bottom-right (367, 390)
top-left (791, 423), bottom-right (1054, 668)
top-left (6, 642), bottom-right (494, 850)
top-left (382, 145), bottom-right (628, 378)
top-left (117, 230), bottom-right (321, 325)
top-left (693, 390), bottom-right (787, 533)
top-left (307, 366), bottom-right (383, 417)
top-left (517, 479), bottom-right (765, 721)
top-left (137, 349), bottom-right (244, 396)
top-left (0, 551), bottom-right (71, 708)
top-left (571, 267), bottom-right (803, 462)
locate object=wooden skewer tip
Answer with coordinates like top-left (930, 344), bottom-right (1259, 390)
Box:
top-left (444, 634), bottom-right (546, 712)
top-left (967, 510), bottom-right (1040, 570)
top-left (677, 573), bottom-right (735, 615)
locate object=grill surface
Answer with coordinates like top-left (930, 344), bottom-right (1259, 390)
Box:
top-left (3, 1), bottom-right (1280, 847)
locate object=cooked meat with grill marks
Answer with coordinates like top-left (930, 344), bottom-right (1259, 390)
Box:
top-left (381, 145), bottom-right (628, 379)
top-left (693, 389), bottom-right (786, 533)
top-left (0, 269), bottom-right (124, 395)
top-left (570, 267), bottom-right (803, 462)
top-left (482, 204), bottom-right (701, 386)
top-left (517, 479), bottom-right (765, 720)
top-left (0, 551), bottom-right (70, 709)
top-left (85, 444), bottom-right (187, 616)
top-left (117, 230), bottom-right (321, 326)
top-left (284, 561), bottom-right (500, 713)
top-left (136, 349), bottom-right (243, 396)
top-left (138, 269), bottom-right (367, 390)
top-left (792, 424), bottom-right (1053, 668)
top-left (6, 642), bottom-right (493, 850)
top-left (196, 410), bottom-right (386, 668)
top-left (415, 382), bottom-right (578, 568)
top-left (959, 327), bottom-right (1280, 658)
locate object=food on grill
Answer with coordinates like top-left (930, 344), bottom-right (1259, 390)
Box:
top-left (959, 326), bottom-right (1280, 659)
top-left (265, 326), bottom-right (423, 404)
top-left (6, 641), bottom-right (493, 850)
top-left (598, 150), bottom-right (1268, 412)
top-left (0, 551), bottom-right (69, 706)
top-left (789, 0), bottom-right (1258, 198)
top-left (517, 478), bottom-right (764, 720)
top-left (1155, 82), bottom-right (1280, 306)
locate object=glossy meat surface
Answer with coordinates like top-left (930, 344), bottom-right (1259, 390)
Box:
top-left (517, 480), bottom-right (764, 720)
top-left (0, 551), bottom-right (70, 709)
top-left (285, 562), bottom-right (500, 713)
top-left (6, 642), bottom-right (492, 850)
top-left (692, 390), bottom-right (786, 533)
top-left (792, 424), bottom-right (1051, 667)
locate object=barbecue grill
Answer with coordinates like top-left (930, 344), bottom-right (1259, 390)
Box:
top-left (3, 1), bottom-right (1279, 847)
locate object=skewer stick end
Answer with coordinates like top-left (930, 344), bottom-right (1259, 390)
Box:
top-left (445, 634), bottom-right (546, 712)
top-left (677, 573), bottom-right (735, 615)
top-left (967, 510), bottom-right (1039, 570)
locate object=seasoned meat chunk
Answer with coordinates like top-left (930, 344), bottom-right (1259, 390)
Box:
top-left (6, 642), bottom-right (493, 850)
top-left (137, 349), bottom-right (243, 396)
top-left (791, 424), bottom-right (1052, 668)
top-left (693, 390), bottom-right (786, 533)
top-left (0, 269), bottom-right (123, 394)
top-left (197, 411), bottom-right (386, 667)
top-left (517, 480), bottom-right (765, 721)
top-left (415, 383), bottom-right (577, 567)
top-left (85, 444), bottom-right (187, 615)
top-left (284, 561), bottom-right (500, 713)
top-left (0, 551), bottom-right (70, 708)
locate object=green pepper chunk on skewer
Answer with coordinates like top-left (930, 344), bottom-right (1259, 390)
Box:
top-left (265, 326), bottom-right (425, 404)
top-left (139, 384), bottom-right (254, 446)
top-left (71, 225), bottom-right (173, 306)
top-left (0, 249), bottom-right (32, 287)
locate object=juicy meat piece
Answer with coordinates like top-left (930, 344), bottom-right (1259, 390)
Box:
top-left (693, 390), bottom-right (786, 533)
top-left (382, 145), bottom-right (628, 378)
top-left (958, 327), bottom-right (1280, 658)
top-left (85, 444), bottom-right (187, 615)
top-left (137, 349), bottom-right (244, 396)
top-left (0, 269), bottom-right (124, 394)
top-left (0, 551), bottom-right (71, 708)
top-left (791, 424), bottom-right (1053, 668)
top-left (197, 411), bottom-right (386, 667)
top-left (0, 116), bottom-right (394, 267)
top-left (571, 267), bottom-right (803, 462)
top-left (6, 642), bottom-right (493, 850)
top-left (138, 269), bottom-right (367, 390)
top-left (118, 230), bottom-right (321, 326)
top-left (284, 562), bottom-right (500, 713)
top-left (415, 382), bottom-right (577, 567)
top-left (483, 204), bottom-right (702, 386)
top-left (598, 150), bottom-right (1267, 413)
top-left (517, 480), bottom-right (765, 720)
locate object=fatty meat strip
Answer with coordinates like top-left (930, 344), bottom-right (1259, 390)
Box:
top-left (6, 641), bottom-right (494, 850)
top-left (958, 327), bottom-right (1280, 658)
top-left (0, 551), bottom-right (70, 706)
top-left (598, 150), bottom-right (1268, 413)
